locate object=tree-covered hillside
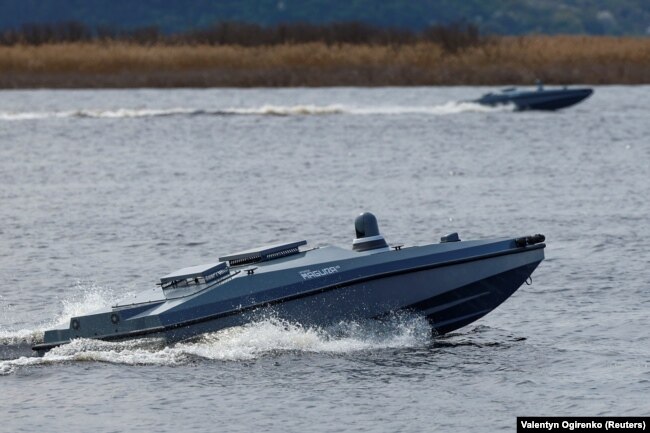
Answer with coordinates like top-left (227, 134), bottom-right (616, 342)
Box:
top-left (0, 0), bottom-right (648, 35)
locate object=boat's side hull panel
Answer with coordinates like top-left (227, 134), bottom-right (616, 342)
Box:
top-left (476, 89), bottom-right (593, 111)
top-left (158, 248), bottom-right (543, 343)
top-left (34, 244), bottom-right (544, 351)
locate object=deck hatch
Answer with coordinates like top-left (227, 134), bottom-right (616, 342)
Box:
top-left (160, 262), bottom-right (229, 288)
top-left (219, 240), bottom-right (307, 267)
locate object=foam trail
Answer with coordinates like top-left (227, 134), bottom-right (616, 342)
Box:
top-left (227, 104), bottom-right (346, 116)
top-left (350, 101), bottom-right (515, 115)
top-left (0, 283), bottom-right (126, 365)
top-left (0, 105), bottom-right (343, 120)
top-left (0, 110), bottom-right (82, 120)
top-left (0, 283), bottom-right (122, 348)
top-left (0, 102), bottom-right (512, 121)
top-left (52, 283), bottom-right (122, 328)
top-left (1, 313), bottom-right (431, 375)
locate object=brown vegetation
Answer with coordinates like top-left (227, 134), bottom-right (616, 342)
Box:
top-left (0, 21), bottom-right (483, 49)
top-left (1, 36), bottom-right (649, 88)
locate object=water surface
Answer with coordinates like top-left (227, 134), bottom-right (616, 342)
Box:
top-left (1, 86), bottom-right (649, 432)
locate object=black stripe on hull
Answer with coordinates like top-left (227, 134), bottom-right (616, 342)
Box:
top-left (406, 262), bottom-right (541, 334)
top-left (516, 95), bottom-right (590, 111)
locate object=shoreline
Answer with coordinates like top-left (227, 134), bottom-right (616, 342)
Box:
top-left (1, 36), bottom-right (649, 88)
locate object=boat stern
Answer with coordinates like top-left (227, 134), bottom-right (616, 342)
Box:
top-left (33, 326), bottom-right (72, 354)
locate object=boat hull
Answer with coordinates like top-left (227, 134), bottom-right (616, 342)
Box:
top-left (34, 243), bottom-right (543, 352)
top-left (248, 246), bottom-right (543, 335)
top-left (476, 88), bottom-right (593, 111)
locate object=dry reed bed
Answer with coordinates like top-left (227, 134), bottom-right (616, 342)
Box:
top-left (1, 36), bottom-right (649, 87)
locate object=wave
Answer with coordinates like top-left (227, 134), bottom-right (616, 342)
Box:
top-left (0, 283), bottom-right (122, 348)
top-left (349, 101), bottom-right (514, 115)
top-left (0, 102), bottom-right (512, 121)
top-left (0, 313), bottom-right (431, 375)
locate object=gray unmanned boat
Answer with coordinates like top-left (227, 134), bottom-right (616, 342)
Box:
top-left (33, 212), bottom-right (545, 353)
top-left (474, 81), bottom-right (593, 111)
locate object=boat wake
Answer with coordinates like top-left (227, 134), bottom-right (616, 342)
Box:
top-left (1, 308), bottom-right (431, 375)
top-left (0, 283), bottom-right (126, 360)
top-left (1, 315), bottom-right (431, 374)
top-left (0, 102), bottom-right (512, 121)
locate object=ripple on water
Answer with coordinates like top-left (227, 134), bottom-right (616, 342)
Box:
top-left (0, 313), bottom-right (433, 375)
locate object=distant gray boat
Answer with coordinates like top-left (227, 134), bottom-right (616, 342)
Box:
top-left (474, 81), bottom-right (593, 111)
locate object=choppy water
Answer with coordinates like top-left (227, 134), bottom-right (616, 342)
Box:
top-left (1, 86), bottom-right (648, 432)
